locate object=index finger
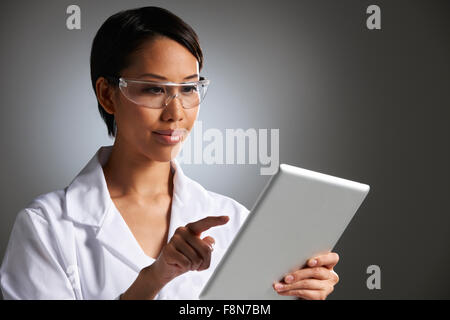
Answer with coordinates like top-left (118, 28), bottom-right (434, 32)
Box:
top-left (186, 215), bottom-right (230, 235)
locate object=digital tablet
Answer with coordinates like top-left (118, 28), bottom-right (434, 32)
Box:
top-left (199, 163), bottom-right (370, 300)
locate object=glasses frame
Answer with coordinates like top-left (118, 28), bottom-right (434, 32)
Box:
top-left (106, 75), bottom-right (210, 109)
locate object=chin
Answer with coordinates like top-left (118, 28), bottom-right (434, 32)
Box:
top-left (146, 144), bottom-right (182, 163)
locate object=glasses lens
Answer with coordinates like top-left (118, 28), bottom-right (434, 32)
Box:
top-left (119, 80), bottom-right (209, 109)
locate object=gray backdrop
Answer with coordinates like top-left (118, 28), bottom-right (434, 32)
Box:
top-left (0, 0), bottom-right (449, 299)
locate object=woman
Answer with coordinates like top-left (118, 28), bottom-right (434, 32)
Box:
top-left (0, 6), bottom-right (339, 300)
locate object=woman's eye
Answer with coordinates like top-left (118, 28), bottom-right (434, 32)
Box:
top-left (142, 86), bottom-right (164, 94)
top-left (182, 85), bottom-right (198, 93)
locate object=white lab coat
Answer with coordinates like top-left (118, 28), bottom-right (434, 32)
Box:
top-left (0, 145), bottom-right (250, 299)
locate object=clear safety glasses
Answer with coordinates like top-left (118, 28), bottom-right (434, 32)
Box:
top-left (109, 76), bottom-right (210, 109)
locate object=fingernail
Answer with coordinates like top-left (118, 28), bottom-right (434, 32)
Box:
top-left (309, 259), bottom-right (317, 266)
top-left (274, 283), bottom-right (284, 290)
top-left (285, 275), bottom-right (294, 283)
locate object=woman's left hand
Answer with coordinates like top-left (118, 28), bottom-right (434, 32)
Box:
top-left (273, 252), bottom-right (340, 300)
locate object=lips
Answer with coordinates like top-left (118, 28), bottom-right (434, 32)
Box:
top-left (153, 129), bottom-right (187, 136)
top-left (152, 128), bottom-right (187, 145)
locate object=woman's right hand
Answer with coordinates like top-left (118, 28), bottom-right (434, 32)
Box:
top-left (151, 215), bottom-right (230, 284)
top-left (120, 215), bottom-right (230, 299)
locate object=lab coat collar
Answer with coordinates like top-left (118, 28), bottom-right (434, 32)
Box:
top-left (64, 145), bottom-right (191, 228)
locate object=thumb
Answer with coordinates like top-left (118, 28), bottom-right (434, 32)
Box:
top-left (202, 236), bottom-right (215, 251)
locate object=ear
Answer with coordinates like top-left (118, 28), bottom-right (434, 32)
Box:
top-left (95, 77), bottom-right (117, 115)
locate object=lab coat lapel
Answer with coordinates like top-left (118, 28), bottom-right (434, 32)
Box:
top-left (65, 146), bottom-right (111, 226)
top-left (65, 145), bottom-right (150, 272)
top-left (95, 202), bottom-right (154, 272)
top-left (165, 157), bottom-right (192, 242)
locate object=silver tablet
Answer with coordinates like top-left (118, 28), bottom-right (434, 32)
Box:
top-left (199, 163), bottom-right (370, 300)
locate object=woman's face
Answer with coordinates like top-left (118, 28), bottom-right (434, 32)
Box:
top-left (109, 36), bottom-right (200, 162)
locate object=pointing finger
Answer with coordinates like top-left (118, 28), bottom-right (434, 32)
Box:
top-left (186, 215), bottom-right (229, 235)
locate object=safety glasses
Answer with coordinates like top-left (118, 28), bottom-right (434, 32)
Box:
top-left (107, 76), bottom-right (210, 109)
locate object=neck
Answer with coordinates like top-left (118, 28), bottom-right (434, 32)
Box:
top-left (102, 135), bottom-right (174, 200)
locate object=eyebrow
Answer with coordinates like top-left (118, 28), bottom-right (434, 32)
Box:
top-left (137, 73), bottom-right (199, 81)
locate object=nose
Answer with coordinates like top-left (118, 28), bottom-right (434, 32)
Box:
top-left (161, 93), bottom-right (184, 122)
top-left (163, 92), bottom-right (180, 107)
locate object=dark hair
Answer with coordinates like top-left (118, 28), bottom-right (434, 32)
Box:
top-left (90, 6), bottom-right (204, 138)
